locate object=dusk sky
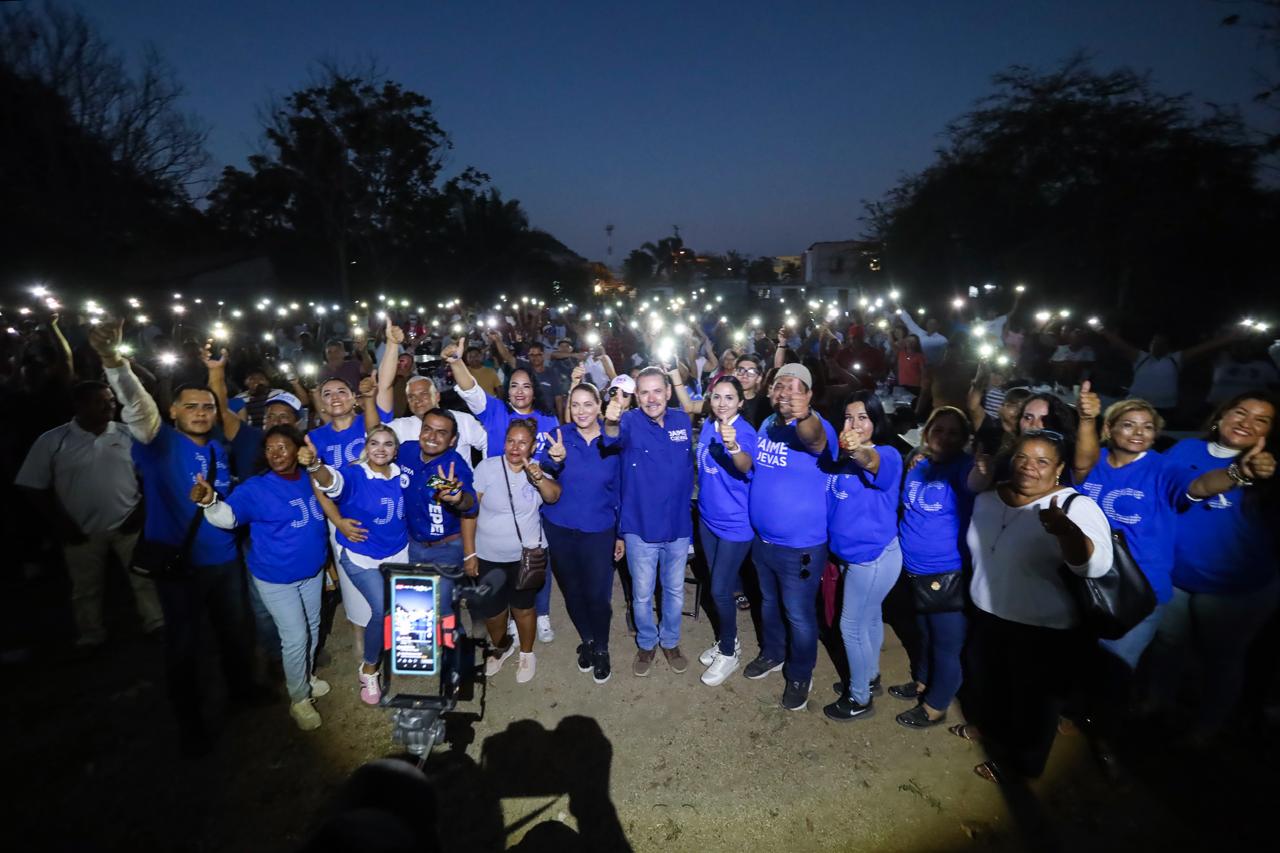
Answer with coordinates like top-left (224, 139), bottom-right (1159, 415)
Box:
top-left (93, 0), bottom-right (1271, 262)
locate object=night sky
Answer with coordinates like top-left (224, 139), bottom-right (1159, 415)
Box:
top-left (92, 0), bottom-right (1269, 261)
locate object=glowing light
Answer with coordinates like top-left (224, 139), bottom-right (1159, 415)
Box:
top-left (674, 323), bottom-right (688, 335)
top-left (136, 314), bottom-right (149, 324)
top-left (584, 313), bottom-right (593, 321)
top-left (301, 362), bottom-right (317, 376)
top-left (194, 298), bottom-right (203, 305)
top-left (45, 298), bottom-right (61, 310)
top-left (853, 363), bottom-right (862, 371)
top-left (978, 343), bottom-right (995, 359)
top-left (951, 297), bottom-right (965, 309)
top-left (451, 323), bottom-right (462, 334)
top-left (1015, 284), bottom-right (1026, 293)
top-left (262, 332), bottom-right (273, 343)
top-left (733, 329), bottom-right (745, 342)
top-left (858, 296), bottom-right (869, 307)
top-left (400, 299), bottom-right (409, 307)
top-left (917, 307), bottom-right (925, 316)
top-left (127, 298), bottom-right (140, 309)
top-left (172, 305), bottom-right (186, 315)
top-left (211, 326), bottom-right (229, 341)
top-left (31, 285), bottom-right (49, 298)
top-left (997, 354), bottom-right (1010, 367)
top-left (349, 314), bottom-right (358, 323)
top-left (889, 289), bottom-right (900, 301)
top-left (785, 317), bottom-right (796, 328)
top-left (376, 310), bottom-right (387, 320)
top-left (586, 332), bottom-right (600, 346)
top-left (276, 307), bottom-right (288, 317)
top-left (19, 308), bottom-right (31, 316)
top-left (158, 352), bottom-right (178, 366)
top-left (971, 326), bottom-right (986, 338)
top-left (116, 343), bottom-right (133, 357)
top-left (1087, 316), bottom-right (1100, 327)
top-left (1058, 309), bottom-right (1071, 318)
top-left (876, 318), bottom-right (888, 330)
top-left (719, 315), bottom-right (727, 323)
top-left (231, 309), bottom-right (243, 319)
top-left (486, 316), bottom-right (497, 328)
top-left (315, 306), bottom-right (327, 315)
top-left (750, 316), bottom-right (761, 327)
top-left (172, 293), bottom-right (182, 300)
top-left (604, 308), bottom-right (613, 317)
top-left (1035, 311), bottom-right (1052, 322)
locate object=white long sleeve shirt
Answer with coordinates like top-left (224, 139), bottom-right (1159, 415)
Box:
top-left (967, 487), bottom-right (1113, 629)
top-left (384, 409), bottom-right (487, 470)
top-left (896, 310), bottom-right (949, 365)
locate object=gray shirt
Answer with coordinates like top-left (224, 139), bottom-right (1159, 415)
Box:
top-left (472, 456), bottom-right (546, 562)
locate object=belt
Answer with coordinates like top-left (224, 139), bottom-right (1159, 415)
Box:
top-left (415, 533), bottom-right (462, 546)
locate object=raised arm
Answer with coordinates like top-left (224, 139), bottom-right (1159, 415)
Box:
top-left (896, 308), bottom-right (928, 340)
top-left (666, 367), bottom-right (701, 416)
top-left (445, 336), bottom-right (477, 392)
top-left (374, 318), bottom-right (404, 416)
top-left (1187, 437), bottom-right (1275, 498)
top-left (203, 345), bottom-right (242, 441)
top-left (488, 330), bottom-right (517, 370)
top-left (1071, 381), bottom-right (1101, 484)
top-left (92, 319), bottom-right (161, 444)
top-left (48, 315), bottom-right (74, 379)
top-left (1182, 328), bottom-right (1247, 365)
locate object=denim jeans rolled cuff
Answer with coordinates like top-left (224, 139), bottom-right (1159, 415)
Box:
top-left (838, 539), bottom-right (903, 704)
top-left (409, 539), bottom-right (464, 619)
top-left (751, 537), bottom-right (827, 683)
top-left (698, 519), bottom-right (752, 656)
top-left (915, 609), bottom-right (967, 711)
top-left (339, 551), bottom-right (386, 667)
top-left (623, 534), bottom-right (691, 651)
top-left (252, 571), bottom-right (324, 703)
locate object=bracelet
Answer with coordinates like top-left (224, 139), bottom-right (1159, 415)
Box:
top-left (725, 443), bottom-right (741, 454)
top-left (306, 461), bottom-right (324, 473)
top-left (198, 495), bottom-right (217, 508)
top-left (463, 552), bottom-right (477, 561)
top-left (1227, 462), bottom-right (1255, 487)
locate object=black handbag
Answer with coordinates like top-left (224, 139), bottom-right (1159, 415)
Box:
top-left (1055, 494), bottom-right (1157, 640)
top-left (503, 464), bottom-right (547, 591)
top-left (907, 569), bottom-right (967, 614)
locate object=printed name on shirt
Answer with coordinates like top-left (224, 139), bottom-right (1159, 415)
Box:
top-left (667, 428), bottom-right (689, 442)
top-left (756, 437), bottom-right (789, 467)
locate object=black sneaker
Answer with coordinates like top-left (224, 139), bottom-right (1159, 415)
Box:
top-left (823, 696), bottom-right (874, 722)
top-left (576, 642), bottom-right (594, 673)
top-left (889, 681), bottom-right (922, 701)
top-left (869, 674), bottom-right (883, 696)
top-left (743, 654), bottom-right (784, 680)
top-left (833, 677), bottom-right (881, 697)
top-left (592, 649), bottom-right (612, 684)
top-left (781, 678), bottom-right (813, 711)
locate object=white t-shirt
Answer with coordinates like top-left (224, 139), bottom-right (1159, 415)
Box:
top-left (967, 487), bottom-right (1113, 630)
top-left (15, 421), bottom-right (139, 534)
top-left (1128, 351), bottom-right (1183, 410)
top-left (385, 409), bottom-right (487, 470)
top-left (1208, 356), bottom-right (1280, 404)
top-left (472, 456), bottom-right (547, 563)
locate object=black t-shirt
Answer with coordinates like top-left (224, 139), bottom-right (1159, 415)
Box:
top-left (742, 394), bottom-right (772, 430)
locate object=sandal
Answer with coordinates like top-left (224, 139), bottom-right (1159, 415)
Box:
top-left (948, 723), bottom-right (981, 742)
top-left (973, 760), bottom-right (1002, 783)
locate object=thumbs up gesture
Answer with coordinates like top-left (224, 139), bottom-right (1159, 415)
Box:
top-left (605, 395), bottom-right (624, 424)
top-left (189, 473), bottom-right (215, 506)
top-left (548, 428), bottom-right (567, 463)
top-left (386, 317), bottom-right (405, 346)
top-left (717, 419), bottom-right (740, 454)
top-left (1038, 494), bottom-right (1075, 535)
top-left (1240, 437), bottom-right (1275, 481)
top-left (297, 435), bottom-right (318, 469)
top-left (1077, 380), bottom-right (1101, 421)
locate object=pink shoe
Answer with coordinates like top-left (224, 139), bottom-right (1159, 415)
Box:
top-left (359, 668), bottom-right (381, 705)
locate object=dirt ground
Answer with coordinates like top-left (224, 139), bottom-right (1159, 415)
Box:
top-left (5, 562), bottom-right (1276, 853)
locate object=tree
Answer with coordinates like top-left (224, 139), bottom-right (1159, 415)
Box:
top-left (622, 249), bottom-right (655, 286)
top-left (0, 1), bottom-right (210, 198)
top-left (863, 56), bottom-right (1277, 325)
top-left (747, 256), bottom-right (779, 284)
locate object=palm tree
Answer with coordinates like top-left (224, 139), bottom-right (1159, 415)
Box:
top-left (640, 235), bottom-right (684, 280)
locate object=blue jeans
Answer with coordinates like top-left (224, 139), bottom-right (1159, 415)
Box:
top-left (624, 534), bottom-right (690, 650)
top-left (408, 538), bottom-right (463, 620)
top-left (914, 609), bottom-right (967, 711)
top-left (1098, 603), bottom-right (1164, 671)
top-left (699, 520), bottom-right (752, 655)
top-left (252, 571), bottom-right (324, 702)
top-left (752, 537), bottom-right (827, 682)
top-left (1145, 578), bottom-right (1280, 735)
top-left (246, 565), bottom-right (281, 661)
top-left (839, 539), bottom-right (902, 704)
top-left (545, 521), bottom-right (616, 651)
top-left (340, 552), bottom-right (386, 667)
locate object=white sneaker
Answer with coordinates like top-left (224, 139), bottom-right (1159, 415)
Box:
top-left (309, 676), bottom-right (330, 698)
top-left (699, 637), bottom-right (741, 667)
top-left (485, 639), bottom-right (516, 676)
top-left (537, 615), bottom-right (555, 644)
top-left (507, 617), bottom-right (517, 639)
top-left (290, 698), bottom-right (322, 731)
top-left (516, 651), bottom-right (537, 683)
top-left (701, 651), bottom-right (740, 687)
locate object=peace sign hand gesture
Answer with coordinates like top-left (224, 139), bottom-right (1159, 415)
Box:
top-left (547, 429), bottom-right (567, 463)
top-left (1038, 495), bottom-right (1076, 536)
top-left (1240, 437), bottom-right (1275, 481)
top-left (434, 462), bottom-right (465, 504)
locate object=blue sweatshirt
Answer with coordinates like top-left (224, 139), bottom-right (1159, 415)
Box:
top-left (827, 444), bottom-right (903, 564)
top-left (1079, 448), bottom-right (1197, 603)
top-left (696, 417), bottom-right (758, 543)
top-left (601, 407), bottom-right (695, 542)
top-left (539, 424), bottom-right (621, 534)
top-left (1165, 439), bottom-right (1279, 594)
top-left (899, 453), bottom-right (975, 574)
top-left (472, 393), bottom-right (560, 459)
top-left (749, 413), bottom-right (838, 549)
top-left (397, 445), bottom-right (475, 543)
top-left (330, 462), bottom-right (409, 560)
top-left (133, 425), bottom-right (237, 567)
top-left (225, 470), bottom-right (328, 583)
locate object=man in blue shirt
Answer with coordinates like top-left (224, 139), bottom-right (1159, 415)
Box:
top-left (398, 408), bottom-right (477, 594)
top-left (747, 363), bottom-right (837, 711)
top-left (602, 367), bottom-right (695, 677)
top-left (92, 321), bottom-right (267, 756)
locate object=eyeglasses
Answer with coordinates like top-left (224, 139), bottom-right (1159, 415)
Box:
top-left (734, 367), bottom-right (760, 376)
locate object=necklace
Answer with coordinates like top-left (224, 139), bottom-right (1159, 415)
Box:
top-left (989, 500), bottom-right (1021, 554)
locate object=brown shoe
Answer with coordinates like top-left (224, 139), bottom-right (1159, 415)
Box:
top-left (661, 645), bottom-right (688, 674)
top-left (633, 648), bottom-right (656, 677)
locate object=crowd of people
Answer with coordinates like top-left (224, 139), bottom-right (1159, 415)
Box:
top-left (3, 284), bottom-right (1278, 784)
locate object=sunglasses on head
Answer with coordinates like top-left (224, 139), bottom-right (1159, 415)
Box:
top-left (1024, 428), bottom-right (1065, 442)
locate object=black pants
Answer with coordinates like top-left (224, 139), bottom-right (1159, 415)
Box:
top-left (965, 609), bottom-right (1086, 778)
top-left (544, 520), bottom-right (615, 652)
top-left (154, 560), bottom-right (255, 730)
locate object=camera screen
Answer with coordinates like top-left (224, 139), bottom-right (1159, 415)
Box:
top-left (389, 574), bottom-right (439, 677)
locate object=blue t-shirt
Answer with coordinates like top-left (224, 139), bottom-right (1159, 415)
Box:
top-left (827, 444), bottom-right (903, 564)
top-left (133, 425), bottom-right (237, 567)
top-left (1165, 439), bottom-right (1278, 594)
top-left (539, 424), bottom-right (621, 534)
top-left (472, 393), bottom-right (560, 460)
top-left (749, 414), bottom-right (838, 549)
top-left (225, 471), bottom-right (328, 583)
top-left (331, 462), bottom-right (409, 560)
top-left (602, 407), bottom-right (695, 542)
top-left (397, 445), bottom-right (475, 543)
top-left (310, 412), bottom-right (390, 469)
top-left (1079, 448), bottom-right (1197, 603)
top-left (230, 423), bottom-right (264, 483)
top-left (696, 417), bottom-right (758, 542)
top-left (899, 453), bottom-right (975, 574)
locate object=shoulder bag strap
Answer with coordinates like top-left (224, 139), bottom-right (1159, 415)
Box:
top-left (502, 462), bottom-right (526, 549)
